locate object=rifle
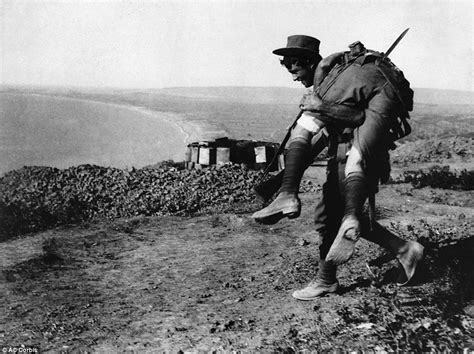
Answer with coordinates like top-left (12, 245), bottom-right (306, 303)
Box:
top-left (252, 110), bottom-right (302, 203)
top-left (257, 110), bottom-right (303, 181)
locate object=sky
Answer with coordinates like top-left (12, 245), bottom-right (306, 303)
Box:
top-left (1, 0), bottom-right (473, 91)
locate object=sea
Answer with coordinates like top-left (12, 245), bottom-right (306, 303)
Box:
top-left (0, 93), bottom-right (188, 175)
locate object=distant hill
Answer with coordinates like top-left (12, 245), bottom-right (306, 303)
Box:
top-left (2, 85), bottom-right (472, 105)
top-left (413, 88), bottom-right (473, 105)
top-left (158, 86), bottom-right (473, 105)
top-left (156, 86), bottom-right (304, 105)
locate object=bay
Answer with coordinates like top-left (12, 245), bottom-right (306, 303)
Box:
top-left (0, 93), bottom-right (188, 175)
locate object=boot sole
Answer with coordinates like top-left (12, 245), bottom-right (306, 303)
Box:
top-left (254, 208), bottom-right (300, 225)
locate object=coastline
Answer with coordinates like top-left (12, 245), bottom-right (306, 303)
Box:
top-left (125, 105), bottom-right (204, 146)
top-left (0, 92), bottom-right (207, 174)
top-left (24, 91), bottom-right (231, 143)
top-left (26, 92), bottom-right (206, 146)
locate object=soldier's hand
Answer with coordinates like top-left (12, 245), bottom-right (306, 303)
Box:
top-left (299, 92), bottom-right (323, 112)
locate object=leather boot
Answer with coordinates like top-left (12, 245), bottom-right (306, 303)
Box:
top-left (363, 221), bottom-right (424, 285)
top-left (395, 240), bottom-right (424, 285)
top-left (252, 139), bottom-right (309, 224)
top-left (326, 173), bottom-right (367, 264)
top-left (253, 134), bottom-right (327, 204)
top-left (292, 260), bottom-right (339, 300)
top-left (252, 191), bottom-right (301, 224)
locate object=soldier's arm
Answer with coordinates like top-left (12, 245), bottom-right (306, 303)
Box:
top-left (300, 95), bottom-right (365, 128)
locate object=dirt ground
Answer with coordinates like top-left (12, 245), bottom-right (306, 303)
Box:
top-left (1, 165), bottom-right (473, 352)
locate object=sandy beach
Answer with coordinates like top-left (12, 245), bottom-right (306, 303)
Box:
top-left (0, 93), bottom-right (204, 175)
top-left (125, 105), bottom-right (204, 146)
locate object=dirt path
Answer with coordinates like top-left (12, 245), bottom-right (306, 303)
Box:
top-left (1, 177), bottom-right (473, 351)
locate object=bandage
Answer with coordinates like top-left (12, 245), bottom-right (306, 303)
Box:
top-left (296, 112), bottom-right (325, 134)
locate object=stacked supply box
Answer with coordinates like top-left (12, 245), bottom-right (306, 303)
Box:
top-left (185, 137), bottom-right (280, 171)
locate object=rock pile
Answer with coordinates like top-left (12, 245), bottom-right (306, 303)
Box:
top-left (0, 164), bottom-right (265, 237)
top-left (0, 163), bottom-right (321, 238)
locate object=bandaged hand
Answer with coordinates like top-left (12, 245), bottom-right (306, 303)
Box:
top-left (299, 92), bottom-right (324, 112)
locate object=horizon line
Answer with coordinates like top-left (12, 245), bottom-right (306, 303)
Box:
top-left (1, 83), bottom-right (474, 94)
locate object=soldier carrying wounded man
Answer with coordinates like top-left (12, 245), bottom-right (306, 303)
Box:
top-left (252, 34), bottom-right (424, 300)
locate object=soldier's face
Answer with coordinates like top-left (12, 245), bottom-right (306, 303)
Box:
top-left (288, 63), bottom-right (314, 88)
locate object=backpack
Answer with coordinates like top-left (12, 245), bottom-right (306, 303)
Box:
top-left (373, 54), bottom-right (413, 142)
top-left (320, 42), bottom-right (414, 143)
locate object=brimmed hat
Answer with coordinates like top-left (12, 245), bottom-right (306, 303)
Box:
top-left (273, 35), bottom-right (320, 59)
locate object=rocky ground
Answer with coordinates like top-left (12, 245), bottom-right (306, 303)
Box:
top-left (1, 137), bottom-right (473, 352)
